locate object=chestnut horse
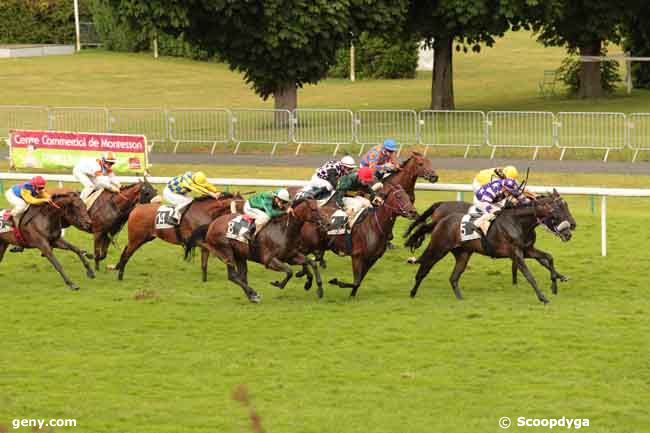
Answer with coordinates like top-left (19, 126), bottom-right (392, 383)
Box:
top-left (0, 192), bottom-right (94, 290)
top-left (85, 180), bottom-right (157, 270)
top-left (183, 198), bottom-right (325, 303)
top-left (115, 194), bottom-right (244, 281)
top-left (404, 191), bottom-right (576, 303)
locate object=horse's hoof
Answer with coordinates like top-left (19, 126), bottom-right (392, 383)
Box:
top-left (540, 297), bottom-right (550, 304)
top-left (304, 280), bottom-right (312, 291)
top-left (317, 288), bottom-right (324, 298)
top-left (410, 291), bottom-right (417, 298)
top-left (249, 293), bottom-right (261, 303)
top-left (559, 275), bottom-right (569, 282)
top-left (406, 256), bottom-right (417, 264)
top-left (328, 278), bottom-right (338, 285)
top-left (87, 270), bottom-right (96, 279)
top-left (68, 283), bottom-right (80, 291)
top-left (83, 251), bottom-right (95, 259)
top-left (271, 281), bottom-right (284, 289)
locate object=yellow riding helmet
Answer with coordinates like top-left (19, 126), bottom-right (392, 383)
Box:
top-left (192, 172), bottom-right (208, 184)
top-left (502, 166), bottom-right (519, 180)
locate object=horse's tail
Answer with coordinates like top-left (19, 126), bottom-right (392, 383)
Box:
top-left (184, 224), bottom-right (210, 261)
top-left (404, 221), bottom-right (436, 252)
top-left (403, 202), bottom-right (443, 239)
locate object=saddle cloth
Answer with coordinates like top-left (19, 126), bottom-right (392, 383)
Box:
top-left (83, 189), bottom-right (104, 211)
top-left (460, 205), bottom-right (492, 241)
top-left (0, 209), bottom-right (14, 234)
top-left (225, 215), bottom-right (254, 243)
top-left (154, 205), bottom-right (176, 229)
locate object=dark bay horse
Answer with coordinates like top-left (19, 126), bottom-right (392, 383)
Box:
top-left (183, 198), bottom-right (325, 303)
top-left (0, 192), bottom-right (94, 290)
top-left (405, 190), bottom-right (577, 289)
top-left (115, 194), bottom-right (244, 281)
top-left (404, 191), bottom-right (576, 303)
top-left (86, 180), bottom-right (157, 270)
top-left (324, 184), bottom-right (418, 297)
top-left (292, 151), bottom-right (438, 273)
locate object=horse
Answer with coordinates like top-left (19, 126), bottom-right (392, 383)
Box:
top-left (0, 192), bottom-right (94, 290)
top-left (84, 180), bottom-right (157, 271)
top-left (291, 151), bottom-right (438, 275)
top-left (183, 198), bottom-right (325, 303)
top-left (320, 183), bottom-right (418, 297)
top-left (403, 190), bottom-right (576, 303)
top-left (115, 193), bottom-right (245, 282)
top-left (404, 190), bottom-right (577, 288)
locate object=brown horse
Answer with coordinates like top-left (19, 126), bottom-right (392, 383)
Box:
top-left (115, 193), bottom-right (244, 281)
top-left (404, 191), bottom-right (577, 290)
top-left (85, 180), bottom-right (157, 270)
top-left (183, 198), bottom-right (325, 303)
top-left (0, 192), bottom-right (94, 290)
top-left (292, 151), bottom-right (438, 275)
top-left (324, 184), bottom-right (418, 297)
top-left (404, 191), bottom-right (576, 303)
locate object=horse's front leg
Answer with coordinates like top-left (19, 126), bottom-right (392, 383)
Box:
top-left (0, 241), bottom-right (8, 263)
top-left (94, 232), bottom-right (109, 271)
top-left (329, 255), bottom-right (376, 297)
top-left (511, 260), bottom-right (518, 285)
top-left (200, 247), bottom-right (209, 282)
top-left (513, 249), bottom-right (548, 304)
top-left (524, 246), bottom-right (567, 295)
top-left (54, 238), bottom-right (95, 279)
top-left (267, 257), bottom-right (294, 289)
top-left (38, 241), bottom-right (79, 290)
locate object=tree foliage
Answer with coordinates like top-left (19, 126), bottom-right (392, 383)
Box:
top-left (108, 0), bottom-right (409, 108)
top-left (622, 1), bottom-right (650, 89)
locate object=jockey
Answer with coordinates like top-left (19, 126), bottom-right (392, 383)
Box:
top-left (359, 138), bottom-right (401, 178)
top-left (244, 189), bottom-right (292, 237)
top-left (3, 175), bottom-right (51, 224)
top-left (472, 165), bottom-right (519, 193)
top-left (163, 171), bottom-right (221, 224)
top-left (334, 167), bottom-right (384, 219)
top-left (472, 177), bottom-right (529, 234)
top-left (301, 156), bottom-right (357, 198)
top-left (73, 151), bottom-right (121, 200)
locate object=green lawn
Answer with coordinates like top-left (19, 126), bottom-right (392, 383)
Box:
top-left (1, 166), bottom-right (650, 433)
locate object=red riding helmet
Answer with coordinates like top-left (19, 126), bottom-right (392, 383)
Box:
top-left (31, 176), bottom-right (46, 188)
top-left (357, 167), bottom-right (375, 184)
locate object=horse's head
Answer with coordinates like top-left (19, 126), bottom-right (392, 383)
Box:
top-left (403, 151), bottom-right (438, 183)
top-left (537, 189), bottom-right (576, 242)
top-left (381, 184), bottom-right (418, 220)
top-left (138, 178), bottom-right (158, 204)
top-left (52, 192), bottom-right (93, 232)
top-left (292, 197), bottom-right (325, 227)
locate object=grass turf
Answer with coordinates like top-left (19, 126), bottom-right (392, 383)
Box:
top-left (1, 165), bottom-right (649, 432)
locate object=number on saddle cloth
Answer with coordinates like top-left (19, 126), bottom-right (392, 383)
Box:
top-left (154, 205), bottom-right (176, 229)
top-left (327, 209), bottom-right (348, 235)
top-left (0, 210), bottom-right (14, 233)
top-left (226, 215), bottom-right (254, 242)
top-left (460, 205), bottom-right (485, 242)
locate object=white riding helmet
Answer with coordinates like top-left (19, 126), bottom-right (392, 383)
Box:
top-left (276, 189), bottom-right (291, 202)
top-left (340, 155), bottom-right (357, 169)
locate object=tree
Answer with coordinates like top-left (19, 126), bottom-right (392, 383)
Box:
top-left (533, 0), bottom-right (626, 98)
top-left (405, 0), bottom-right (534, 110)
top-left (107, 0), bottom-right (408, 111)
top-left (622, 0), bottom-right (650, 89)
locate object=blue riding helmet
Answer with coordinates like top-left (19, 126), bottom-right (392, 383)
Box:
top-left (383, 139), bottom-right (398, 151)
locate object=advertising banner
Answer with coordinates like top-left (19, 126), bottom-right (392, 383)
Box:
top-left (9, 130), bottom-right (148, 173)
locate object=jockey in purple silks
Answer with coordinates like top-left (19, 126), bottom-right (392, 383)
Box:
top-left (472, 178), bottom-right (532, 234)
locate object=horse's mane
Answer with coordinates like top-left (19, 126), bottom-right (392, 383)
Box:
top-left (194, 191), bottom-right (236, 202)
top-left (50, 191), bottom-right (79, 199)
top-left (120, 183), bottom-right (139, 190)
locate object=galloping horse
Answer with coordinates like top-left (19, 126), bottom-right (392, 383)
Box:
top-left (292, 151), bottom-right (438, 273)
top-left (85, 180), bottom-right (157, 270)
top-left (321, 184), bottom-right (418, 297)
top-left (115, 194), bottom-right (244, 281)
top-left (0, 192), bottom-right (94, 290)
top-left (404, 190), bottom-right (576, 303)
top-left (184, 198), bottom-right (325, 303)
top-left (404, 191), bottom-right (577, 290)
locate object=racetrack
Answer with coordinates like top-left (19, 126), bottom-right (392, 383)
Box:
top-left (1, 189), bottom-right (649, 433)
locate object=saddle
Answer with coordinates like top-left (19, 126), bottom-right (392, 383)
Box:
top-left (83, 189), bottom-right (104, 211)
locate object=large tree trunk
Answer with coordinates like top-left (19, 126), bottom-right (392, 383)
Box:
top-left (431, 36), bottom-right (455, 110)
top-left (578, 40), bottom-right (603, 98)
top-left (273, 83), bottom-right (297, 112)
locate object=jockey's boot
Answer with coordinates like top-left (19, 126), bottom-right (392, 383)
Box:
top-left (10, 246), bottom-right (24, 253)
top-left (474, 212), bottom-right (496, 236)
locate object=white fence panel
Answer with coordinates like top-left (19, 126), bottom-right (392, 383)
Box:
top-left (0, 105), bottom-right (49, 139)
top-left (292, 109), bottom-right (354, 156)
top-left (419, 110), bottom-right (485, 157)
top-left (487, 111), bottom-right (555, 159)
top-left (108, 108), bottom-right (168, 150)
top-left (231, 109), bottom-right (291, 155)
top-left (556, 112), bottom-right (626, 161)
top-left (48, 107), bottom-right (109, 133)
top-left (627, 113), bottom-right (650, 162)
top-left (354, 110), bottom-right (418, 156)
top-left (167, 109), bottom-right (231, 154)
